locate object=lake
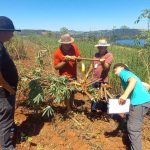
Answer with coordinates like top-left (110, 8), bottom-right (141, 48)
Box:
top-left (113, 39), bottom-right (145, 46)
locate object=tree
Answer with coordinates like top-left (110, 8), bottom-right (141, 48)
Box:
top-left (135, 9), bottom-right (150, 44)
top-left (120, 25), bottom-right (129, 29)
top-left (111, 26), bottom-right (117, 41)
top-left (60, 27), bottom-right (69, 34)
top-left (135, 9), bottom-right (150, 32)
top-left (135, 9), bottom-right (150, 82)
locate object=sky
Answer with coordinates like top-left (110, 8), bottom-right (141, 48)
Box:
top-left (0, 0), bottom-right (150, 31)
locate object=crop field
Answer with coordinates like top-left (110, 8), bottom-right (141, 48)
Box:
top-left (7, 35), bottom-right (150, 150)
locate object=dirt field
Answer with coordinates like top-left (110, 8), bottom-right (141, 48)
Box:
top-left (14, 93), bottom-right (150, 150)
top-left (12, 42), bottom-right (150, 150)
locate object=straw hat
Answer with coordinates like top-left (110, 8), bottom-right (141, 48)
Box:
top-left (95, 39), bottom-right (110, 47)
top-left (58, 34), bottom-right (74, 44)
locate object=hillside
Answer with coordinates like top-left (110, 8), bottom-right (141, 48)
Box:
top-left (17, 28), bottom-right (141, 40)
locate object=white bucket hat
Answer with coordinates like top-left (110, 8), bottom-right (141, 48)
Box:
top-left (58, 34), bottom-right (74, 44)
top-left (95, 39), bottom-right (110, 47)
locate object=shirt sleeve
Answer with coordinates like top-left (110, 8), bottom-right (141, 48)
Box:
top-left (53, 52), bottom-right (61, 66)
top-left (120, 70), bottom-right (133, 83)
top-left (73, 44), bottom-right (80, 57)
top-left (105, 53), bottom-right (113, 64)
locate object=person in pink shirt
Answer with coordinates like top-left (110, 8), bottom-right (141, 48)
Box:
top-left (91, 39), bottom-right (113, 112)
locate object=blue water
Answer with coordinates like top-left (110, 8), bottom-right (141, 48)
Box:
top-left (114, 39), bottom-right (145, 46)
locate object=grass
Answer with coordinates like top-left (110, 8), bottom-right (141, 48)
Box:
top-left (5, 36), bottom-right (27, 60)
top-left (18, 35), bottom-right (150, 94)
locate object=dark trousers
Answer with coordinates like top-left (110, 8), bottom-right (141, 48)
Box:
top-left (91, 82), bottom-right (108, 112)
top-left (0, 95), bottom-right (16, 150)
top-left (91, 101), bottom-right (107, 112)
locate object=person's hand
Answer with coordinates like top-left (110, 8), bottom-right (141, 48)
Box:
top-left (71, 56), bottom-right (77, 60)
top-left (64, 55), bottom-right (76, 61)
top-left (142, 82), bottom-right (150, 92)
top-left (99, 58), bottom-right (105, 64)
top-left (118, 96), bottom-right (126, 105)
top-left (76, 56), bottom-right (81, 62)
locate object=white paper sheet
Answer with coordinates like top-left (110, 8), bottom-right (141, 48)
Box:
top-left (108, 99), bottom-right (130, 114)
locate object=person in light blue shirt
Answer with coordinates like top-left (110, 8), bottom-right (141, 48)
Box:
top-left (113, 63), bottom-right (150, 150)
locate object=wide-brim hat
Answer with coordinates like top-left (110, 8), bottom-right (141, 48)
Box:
top-left (0, 16), bottom-right (21, 32)
top-left (58, 33), bottom-right (74, 44)
top-left (95, 39), bottom-right (110, 47)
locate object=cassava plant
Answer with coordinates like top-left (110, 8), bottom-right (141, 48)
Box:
top-left (22, 47), bottom-right (113, 118)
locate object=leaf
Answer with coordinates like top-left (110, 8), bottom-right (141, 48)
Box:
top-left (21, 77), bottom-right (28, 82)
top-left (33, 93), bottom-right (44, 105)
top-left (42, 106), bottom-right (54, 117)
top-left (27, 137), bottom-right (33, 142)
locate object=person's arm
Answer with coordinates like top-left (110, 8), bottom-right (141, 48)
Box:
top-left (119, 77), bottom-right (137, 105)
top-left (100, 53), bottom-right (113, 70)
top-left (54, 61), bottom-right (67, 70)
top-left (0, 72), bottom-right (16, 95)
top-left (0, 48), bottom-right (15, 95)
top-left (100, 58), bottom-right (110, 69)
top-left (54, 55), bottom-right (75, 70)
top-left (54, 51), bottom-right (68, 70)
top-left (142, 82), bottom-right (150, 91)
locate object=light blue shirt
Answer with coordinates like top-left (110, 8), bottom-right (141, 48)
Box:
top-left (119, 69), bottom-right (150, 105)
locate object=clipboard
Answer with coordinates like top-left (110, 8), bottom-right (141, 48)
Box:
top-left (108, 99), bottom-right (130, 114)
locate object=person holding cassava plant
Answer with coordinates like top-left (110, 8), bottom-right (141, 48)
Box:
top-left (54, 34), bottom-right (80, 112)
top-left (89, 39), bottom-right (113, 113)
top-left (113, 63), bottom-right (150, 150)
top-left (0, 16), bottom-right (21, 150)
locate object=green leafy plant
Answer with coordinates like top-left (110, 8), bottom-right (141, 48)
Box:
top-left (42, 106), bottom-right (54, 117)
top-left (47, 76), bottom-right (75, 103)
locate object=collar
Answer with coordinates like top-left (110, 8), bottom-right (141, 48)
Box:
top-left (119, 69), bottom-right (127, 77)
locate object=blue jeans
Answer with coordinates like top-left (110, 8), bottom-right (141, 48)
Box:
top-left (0, 95), bottom-right (16, 150)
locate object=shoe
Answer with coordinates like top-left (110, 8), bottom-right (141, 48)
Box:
top-left (104, 129), bottom-right (123, 137)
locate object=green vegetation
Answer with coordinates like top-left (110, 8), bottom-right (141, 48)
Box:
top-left (17, 28), bottom-right (140, 41)
top-left (5, 36), bottom-right (27, 60)
top-left (9, 9), bottom-right (150, 117)
top-left (25, 35), bottom-right (149, 93)
top-left (15, 35), bottom-right (149, 117)
top-left (22, 48), bottom-right (102, 117)
top-left (135, 9), bottom-right (150, 82)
